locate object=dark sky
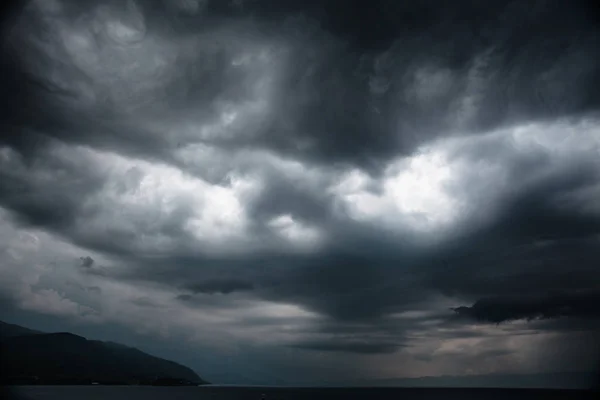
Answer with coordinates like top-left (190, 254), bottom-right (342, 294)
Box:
top-left (1, 0), bottom-right (600, 385)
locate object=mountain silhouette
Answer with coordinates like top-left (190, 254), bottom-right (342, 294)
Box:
top-left (0, 321), bottom-right (207, 385)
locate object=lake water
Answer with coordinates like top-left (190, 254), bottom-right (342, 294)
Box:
top-left (7, 386), bottom-right (598, 400)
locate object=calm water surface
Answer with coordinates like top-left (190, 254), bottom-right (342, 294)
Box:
top-left (9, 386), bottom-right (598, 400)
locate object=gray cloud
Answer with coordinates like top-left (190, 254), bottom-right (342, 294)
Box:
top-left (186, 279), bottom-right (254, 295)
top-left (130, 296), bottom-right (166, 308)
top-left (1, 0), bottom-right (600, 385)
top-left (176, 294), bottom-right (193, 302)
top-left (289, 339), bottom-right (403, 354)
top-left (86, 286), bottom-right (102, 295)
top-left (79, 256), bottom-right (94, 268)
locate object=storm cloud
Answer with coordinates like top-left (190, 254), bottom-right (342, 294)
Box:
top-left (1, 0), bottom-right (599, 385)
top-left (452, 289), bottom-right (600, 324)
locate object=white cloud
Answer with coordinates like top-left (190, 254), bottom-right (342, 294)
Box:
top-left (77, 145), bottom-right (256, 254)
top-left (19, 288), bottom-right (99, 319)
top-left (330, 118), bottom-right (600, 242)
top-left (330, 146), bottom-right (463, 238)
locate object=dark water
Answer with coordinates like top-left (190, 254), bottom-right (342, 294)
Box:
top-left (7, 386), bottom-right (598, 400)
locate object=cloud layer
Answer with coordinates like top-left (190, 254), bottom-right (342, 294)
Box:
top-left (1, 0), bottom-right (599, 384)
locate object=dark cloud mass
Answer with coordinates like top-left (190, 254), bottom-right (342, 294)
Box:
top-left (2, 0), bottom-right (599, 170)
top-left (79, 256), bottom-right (94, 268)
top-left (187, 278), bottom-right (254, 295)
top-left (1, 0), bottom-right (600, 385)
top-left (452, 289), bottom-right (600, 324)
top-left (289, 339), bottom-right (402, 355)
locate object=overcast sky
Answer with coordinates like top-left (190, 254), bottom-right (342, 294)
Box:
top-left (1, 0), bottom-right (600, 385)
